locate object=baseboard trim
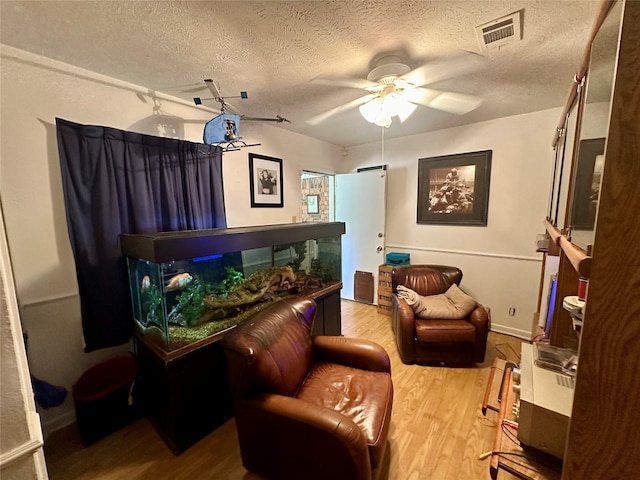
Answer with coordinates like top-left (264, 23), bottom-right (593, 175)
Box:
top-left (41, 409), bottom-right (76, 438)
top-left (490, 324), bottom-right (531, 340)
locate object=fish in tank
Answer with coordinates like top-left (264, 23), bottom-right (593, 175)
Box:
top-left (122, 223), bottom-right (344, 354)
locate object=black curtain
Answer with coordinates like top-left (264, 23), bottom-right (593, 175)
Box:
top-left (55, 118), bottom-right (226, 352)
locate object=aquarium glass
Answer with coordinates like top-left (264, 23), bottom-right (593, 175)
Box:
top-left (125, 234), bottom-right (342, 353)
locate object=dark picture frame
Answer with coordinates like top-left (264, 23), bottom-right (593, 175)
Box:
top-left (307, 194), bottom-right (319, 214)
top-left (417, 150), bottom-right (492, 226)
top-left (570, 138), bottom-right (605, 229)
top-left (249, 153), bottom-right (283, 208)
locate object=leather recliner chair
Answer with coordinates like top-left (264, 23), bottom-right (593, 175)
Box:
top-left (221, 296), bottom-right (393, 480)
top-left (391, 265), bottom-right (489, 365)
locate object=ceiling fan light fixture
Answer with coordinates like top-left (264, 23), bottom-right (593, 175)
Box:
top-left (394, 97), bottom-right (418, 122)
top-left (382, 93), bottom-right (402, 116)
top-left (359, 98), bottom-right (383, 123)
top-left (359, 99), bottom-right (391, 127)
top-left (359, 93), bottom-right (417, 127)
top-left (374, 114), bottom-right (392, 128)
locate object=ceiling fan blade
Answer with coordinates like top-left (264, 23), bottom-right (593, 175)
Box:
top-left (399, 51), bottom-right (487, 88)
top-left (311, 75), bottom-right (380, 91)
top-left (404, 87), bottom-right (483, 115)
top-left (307, 94), bottom-right (377, 125)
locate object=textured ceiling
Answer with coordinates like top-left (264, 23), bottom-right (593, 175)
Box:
top-left (0, 1), bottom-right (601, 147)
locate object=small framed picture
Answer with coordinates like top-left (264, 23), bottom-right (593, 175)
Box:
top-left (307, 194), bottom-right (320, 214)
top-left (417, 150), bottom-right (492, 226)
top-left (249, 153), bottom-right (283, 208)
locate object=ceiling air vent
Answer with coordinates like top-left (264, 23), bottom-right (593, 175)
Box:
top-left (475, 10), bottom-right (523, 51)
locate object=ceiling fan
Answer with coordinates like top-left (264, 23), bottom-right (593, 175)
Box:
top-left (307, 51), bottom-right (487, 127)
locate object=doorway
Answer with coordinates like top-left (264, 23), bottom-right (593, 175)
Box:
top-left (300, 169), bottom-right (387, 304)
top-left (335, 170), bottom-right (387, 302)
top-left (300, 171), bottom-right (334, 222)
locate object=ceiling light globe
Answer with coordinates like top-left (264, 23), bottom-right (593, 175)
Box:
top-left (359, 92), bottom-right (416, 128)
top-left (374, 114), bottom-right (392, 128)
top-left (359, 98), bottom-right (383, 124)
top-left (382, 93), bottom-right (402, 117)
top-left (396, 101), bottom-right (418, 122)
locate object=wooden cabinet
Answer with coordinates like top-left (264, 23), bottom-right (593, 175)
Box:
top-left (562, 2), bottom-right (640, 477)
top-left (540, 1), bottom-right (640, 478)
top-left (377, 264), bottom-right (392, 316)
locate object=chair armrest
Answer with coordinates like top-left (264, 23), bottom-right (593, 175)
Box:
top-left (391, 294), bottom-right (417, 362)
top-left (468, 304), bottom-right (490, 362)
top-left (235, 393), bottom-right (372, 480)
top-left (468, 304), bottom-right (489, 330)
top-left (312, 336), bottom-right (391, 374)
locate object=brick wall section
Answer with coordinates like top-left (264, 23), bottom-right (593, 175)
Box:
top-left (301, 176), bottom-right (329, 222)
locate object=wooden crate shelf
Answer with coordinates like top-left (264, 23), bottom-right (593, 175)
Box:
top-left (377, 264), bottom-right (393, 316)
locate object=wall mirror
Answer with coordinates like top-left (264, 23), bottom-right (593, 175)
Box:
top-left (569, 0), bottom-right (623, 250)
top-left (549, 96), bottom-right (580, 231)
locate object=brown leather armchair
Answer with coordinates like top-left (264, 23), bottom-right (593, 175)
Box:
top-left (391, 265), bottom-right (489, 365)
top-left (221, 296), bottom-right (393, 480)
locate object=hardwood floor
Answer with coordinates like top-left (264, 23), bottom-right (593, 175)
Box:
top-left (44, 300), bottom-right (524, 480)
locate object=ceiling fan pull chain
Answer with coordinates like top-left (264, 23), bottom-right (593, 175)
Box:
top-left (381, 125), bottom-right (385, 164)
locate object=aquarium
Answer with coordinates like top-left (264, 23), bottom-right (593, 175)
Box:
top-left (121, 222), bottom-right (344, 356)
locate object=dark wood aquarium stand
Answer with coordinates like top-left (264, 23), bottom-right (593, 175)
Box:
top-left (134, 331), bottom-right (233, 454)
top-left (134, 281), bottom-right (343, 454)
top-left (308, 282), bottom-right (342, 336)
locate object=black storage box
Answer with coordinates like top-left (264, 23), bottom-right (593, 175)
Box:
top-left (72, 355), bottom-right (138, 446)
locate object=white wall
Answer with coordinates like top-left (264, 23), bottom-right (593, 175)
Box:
top-left (1, 207), bottom-right (47, 479)
top-left (341, 110), bottom-right (562, 338)
top-left (221, 123), bottom-right (342, 227)
top-left (0, 46), bottom-right (342, 435)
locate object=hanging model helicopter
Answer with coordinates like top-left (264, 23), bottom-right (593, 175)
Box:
top-left (193, 79), bottom-right (290, 149)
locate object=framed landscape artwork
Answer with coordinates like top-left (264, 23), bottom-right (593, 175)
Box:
top-left (417, 150), bottom-right (492, 226)
top-left (249, 153), bottom-right (283, 208)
